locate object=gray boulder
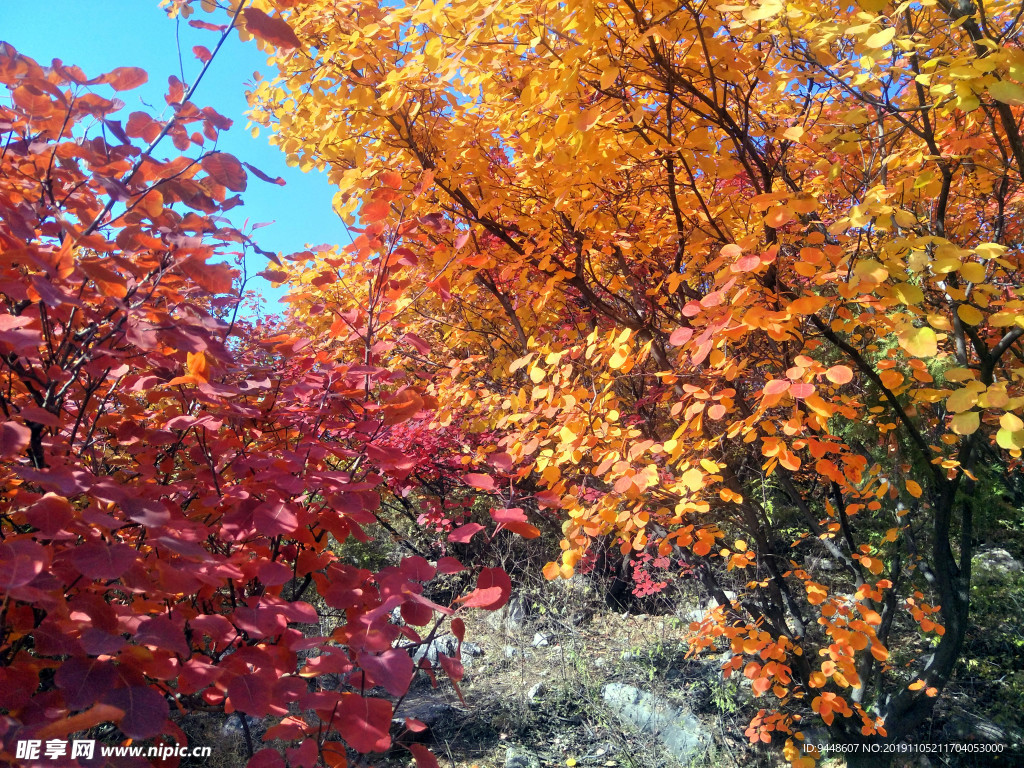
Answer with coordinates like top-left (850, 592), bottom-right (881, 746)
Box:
top-left (602, 683), bottom-right (710, 764)
top-left (487, 596), bottom-right (528, 632)
top-left (973, 547), bottom-right (1023, 585)
top-left (504, 747), bottom-right (541, 768)
top-left (413, 635), bottom-right (483, 666)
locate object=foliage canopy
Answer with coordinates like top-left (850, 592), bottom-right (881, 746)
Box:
top-left (3, 0), bottom-right (1024, 765)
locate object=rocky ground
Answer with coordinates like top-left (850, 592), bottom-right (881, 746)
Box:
top-left (181, 548), bottom-right (1024, 768)
top-left (378, 553), bottom-right (1024, 768)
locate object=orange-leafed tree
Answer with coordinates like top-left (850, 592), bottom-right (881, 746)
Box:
top-left (236, 0), bottom-right (1024, 764)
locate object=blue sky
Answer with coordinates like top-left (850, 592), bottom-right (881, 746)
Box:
top-left (3, 0), bottom-right (350, 308)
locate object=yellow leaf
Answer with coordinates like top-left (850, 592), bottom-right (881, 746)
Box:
top-left (893, 209), bottom-right (918, 228)
top-left (1000, 413), bottom-right (1024, 432)
top-left (789, 195), bottom-right (816, 213)
top-left (864, 27), bottom-right (896, 49)
top-left (997, 428), bottom-right (1024, 450)
top-left (957, 304), bottom-right (984, 325)
top-left (989, 80), bottom-right (1024, 105)
top-left (897, 325), bottom-right (937, 358)
top-left (981, 386), bottom-right (1010, 409)
top-left (854, 259), bottom-right (888, 282)
top-left (681, 467), bottom-right (704, 492)
top-left (950, 411), bottom-right (979, 435)
top-left (906, 480), bottom-right (923, 498)
top-left (959, 261), bottom-right (986, 283)
top-left (946, 387), bottom-right (978, 413)
top-left (609, 347), bottom-right (629, 370)
top-left (744, 1), bottom-right (783, 22)
top-left (783, 126), bottom-right (805, 142)
top-left (700, 458), bottom-right (720, 473)
top-left (974, 243), bottom-right (1007, 260)
top-left (893, 282), bottom-right (923, 305)
top-left (530, 366), bottom-right (545, 384)
top-left (599, 67), bottom-right (618, 90)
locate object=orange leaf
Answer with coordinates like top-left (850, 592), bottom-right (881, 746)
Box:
top-left (826, 365), bottom-right (853, 384)
top-left (105, 66), bottom-right (148, 91)
top-left (187, 352), bottom-right (209, 383)
top-left (201, 153), bottom-right (247, 192)
top-left (361, 199), bottom-right (391, 222)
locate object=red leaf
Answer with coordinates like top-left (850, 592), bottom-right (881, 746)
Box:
top-left (403, 332), bottom-right (432, 355)
top-left (437, 652), bottom-right (463, 684)
top-left (498, 521), bottom-right (541, 539)
top-left (135, 615), bottom-right (190, 656)
top-left (408, 743), bottom-right (440, 768)
top-left (243, 8), bottom-right (302, 49)
top-left (248, 749), bottom-right (287, 768)
top-left (669, 327), bottom-right (693, 346)
top-left (0, 421), bottom-right (30, 456)
top-left (227, 674), bottom-right (272, 717)
top-left (790, 382), bottom-right (815, 399)
top-left (24, 493), bottom-right (73, 537)
top-left (401, 600), bottom-right (434, 627)
top-left (463, 472), bottom-right (495, 491)
top-left (399, 556), bottom-right (436, 581)
top-left (189, 19), bottom-right (227, 31)
top-left (436, 556), bottom-right (465, 574)
top-left (490, 507), bottom-right (527, 524)
top-left (254, 499), bottom-right (299, 535)
top-left (286, 739), bottom-right (318, 768)
top-left (258, 560), bottom-right (294, 586)
top-left (336, 694), bottom-right (392, 753)
top-left (458, 567), bottom-right (511, 610)
top-left (18, 405), bottom-right (60, 427)
top-left (451, 618), bottom-right (465, 642)
top-left (357, 649), bottom-right (414, 697)
top-left (201, 152), bottom-right (247, 192)
top-left (69, 541), bottom-right (137, 580)
top-left (0, 540), bottom-right (46, 589)
top-left (487, 452), bottom-right (513, 471)
top-left (35, 703), bottom-right (125, 741)
top-left (366, 444), bottom-right (417, 474)
top-left (55, 657), bottom-right (117, 710)
top-left (243, 161), bottom-right (286, 186)
top-left (102, 686), bottom-right (168, 739)
top-left (448, 523), bottom-right (484, 544)
top-left (691, 339), bottom-right (713, 366)
top-left (405, 718), bottom-right (428, 733)
top-left (491, 507), bottom-right (540, 539)
top-left (489, 512), bottom-right (544, 540)
top-left (192, 45), bottom-right (213, 63)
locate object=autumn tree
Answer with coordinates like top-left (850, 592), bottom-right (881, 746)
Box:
top-left (0, 31), bottom-right (521, 768)
top-left (238, 0), bottom-right (1024, 764)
